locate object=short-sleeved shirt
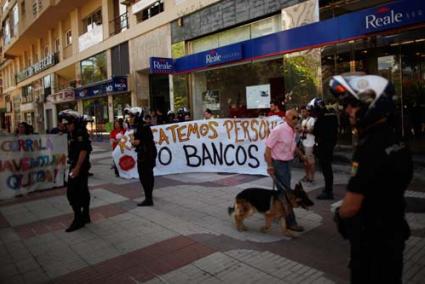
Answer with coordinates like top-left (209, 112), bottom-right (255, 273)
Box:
top-left (347, 123), bottom-right (412, 235)
top-left (68, 127), bottom-right (92, 171)
top-left (301, 117), bottom-right (316, 148)
top-left (265, 122), bottom-right (296, 161)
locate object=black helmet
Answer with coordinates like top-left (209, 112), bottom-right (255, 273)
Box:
top-left (58, 109), bottom-right (83, 124)
top-left (329, 74), bottom-right (395, 128)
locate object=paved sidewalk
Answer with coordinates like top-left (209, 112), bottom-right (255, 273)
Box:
top-left (0, 144), bottom-right (424, 283)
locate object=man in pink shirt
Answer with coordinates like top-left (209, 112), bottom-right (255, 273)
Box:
top-left (265, 109), bottom-right (306, 232)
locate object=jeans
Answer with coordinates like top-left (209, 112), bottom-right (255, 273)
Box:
top-left (272, 159), bottom-right (297, 226)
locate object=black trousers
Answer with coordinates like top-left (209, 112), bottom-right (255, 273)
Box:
top-left (316, 146), bottom-right (334, 193)
top-left (137, 160), bottom-right (154, 201)
top-left (67, 171), bottom-right (90, 208)
top-left (350, 236), bottom-right (406, 284)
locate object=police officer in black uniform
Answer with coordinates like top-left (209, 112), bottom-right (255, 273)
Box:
top-left (331, 74), bottom-right (412, 283)
top-left (127, 107), bottom-right (157, 206)
top-left (59, 110), bottom-right (93, 232)
top-left (307, 98), bottom-right (338, 200)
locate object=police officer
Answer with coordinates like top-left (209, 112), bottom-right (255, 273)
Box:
top-left (128, 107), bottom-right (157, 206)
top-left (59, 110), bottom-right (93, 232)
top-left (307, 98), bottom-right (338, 200)
top-left (331, 74), bottom-right (412, 283)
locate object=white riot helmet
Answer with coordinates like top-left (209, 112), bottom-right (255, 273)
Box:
top-left (329, 74), bottom-right (395, 127)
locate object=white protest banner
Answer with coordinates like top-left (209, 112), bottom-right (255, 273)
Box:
top-left (0, 135), bottom-right (68, 200)
top-left (113, 116), bottom-right (283, 178)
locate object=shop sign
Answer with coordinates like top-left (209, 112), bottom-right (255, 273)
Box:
top-left (20, 102), bottom-right (35, 112)
top-left (16, 53), bottom-right (58, 83)
top-left (149, 57), bottom-right (174, 74)
top-left (47, 88), bottom-right (75, 103)
top-left (204, 45), bottom-right (242, 66)
top-left (132, 0), bottom-right (157, 14)
top-left (174, 0), bottom-right (424, 73)
top-left (75, 76), bottom-right (128, 99)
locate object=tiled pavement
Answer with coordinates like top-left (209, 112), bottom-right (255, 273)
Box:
top-left (0, 143), bottom-right (424, 283)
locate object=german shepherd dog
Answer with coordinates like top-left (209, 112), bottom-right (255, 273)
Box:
top-left (228, 182), bottom-right (314, 235)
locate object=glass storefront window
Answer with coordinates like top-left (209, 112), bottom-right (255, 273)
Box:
top-left (192, 59), bottom-right (286, 119)
top-left (283, 48), bottom-right (322, 108)
top-left (173, 73), bottom-right (189, 111)
top-left (171, 41), bottom-right (186, 59)
top-left (81, 52), bottom-right (107, 85)
top-left (82, 97), bottom-right (109, 132)
top-left (113, 94), bottom-right (131, 119)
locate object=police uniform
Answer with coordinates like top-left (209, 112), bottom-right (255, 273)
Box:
top-left (67, 126), bottom-right (92, 229)
top-left (346, 122), bottom-right (412, 283)
top-left (134, 123), bottom-right (157, 205)
top-left (313, 110), bottom-right (338, 197)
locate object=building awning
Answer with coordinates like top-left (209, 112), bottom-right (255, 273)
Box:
top-left (75, 76), bottom-right (128, 99)
top-left (174, 0), bottom-right (425, 73)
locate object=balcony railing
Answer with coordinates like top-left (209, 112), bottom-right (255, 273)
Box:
top-left (109, 12), bottom-right (129, 36)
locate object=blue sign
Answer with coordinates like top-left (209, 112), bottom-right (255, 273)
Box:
top-left (204, 45), bottom-right (242, 66)
top-left (75, 76), bottom-right (128, 99)
top-left (150, 57), bottom-right (174, 74)
top-left (175, 0), bottom-right (425, 73)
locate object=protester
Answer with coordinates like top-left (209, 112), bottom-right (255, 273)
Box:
top-left (308, 98), bottom-right (338, 200)
top-left (300, 105), bottom-right (316, 183)
top-left (267, 100), bottom-right (285, 117)
top-left (128, 107), bottom-right (158, 206)
top-left (156, 109), bottom-right (167, 125)
top-left (15, 122), bottom-right (28, 135)
top-left (204, 108), bottom-right (214, 119)
top-left (50, 122), bottom-right (66, 134)
top-left (264, 109), bottom-right (307, 232)
top-left (110, 119), bottom-right (126, 177)
top-left (58, 109), bottom-right (92, 232)
top-left (144, 115), bottom-right (153, 126)
top-left (331, 74), bottom-right (412, 283)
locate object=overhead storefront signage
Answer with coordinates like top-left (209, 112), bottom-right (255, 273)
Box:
top-left (75, 76), bottom-right (128, 99)
top-left (149, 57), bottom-right (174, 74)
top-left (16, 53), bottom-right (58, 83)
top-left (204, 44), bottom-right (242, 66)
top-left (174, 0), bottom-right (425, 73)
top-left (47, 88), bottom-right (75, 104)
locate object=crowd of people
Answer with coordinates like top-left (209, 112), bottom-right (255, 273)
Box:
top-left (3, 73), bottom-right (414, 283)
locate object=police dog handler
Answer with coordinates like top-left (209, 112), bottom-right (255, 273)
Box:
top-left (331, 74), bottom-right (412, 283)
top-left (59, 110), bottom-right (93, 233)
top-left (126, 107), bottom-right (158, 206)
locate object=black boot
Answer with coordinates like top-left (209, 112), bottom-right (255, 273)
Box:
top-left (316, 191), bottom-right (334, 200)
top-left (137, 199), bottom-right (153, 206)
top-left (66, 206), bottom-right (85, 232)
top-left (82, 205), bottom-right (91, 224)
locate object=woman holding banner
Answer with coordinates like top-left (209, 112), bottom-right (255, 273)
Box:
top-left (110, 119), bottom-right (126, 177)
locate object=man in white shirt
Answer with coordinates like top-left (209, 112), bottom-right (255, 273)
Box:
top-left (300, 106), bottom-right (316, 183)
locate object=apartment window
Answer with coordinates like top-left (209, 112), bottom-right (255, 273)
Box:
top-left (20, 1), bottom-right (25, 16)
top-left (22, 85), bottom-right (33, 103)
top-left (136, 0), bottom-right (164, 23)
top-left (55, 38), bottom-right (60, 52)
top-left (83, 9), bottom-right (102, 33)
top-left (11, 4), bottom-right (19, 37)
top-left (65, 30), bottom-right (72, 46)
top-left (81, 52), bottom-right (107, 85)
top-left (43, 75), bottom-right (51, 96)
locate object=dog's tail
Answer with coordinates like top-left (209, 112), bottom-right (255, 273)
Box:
top-left (228, 206), bottom-right (235, 216)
